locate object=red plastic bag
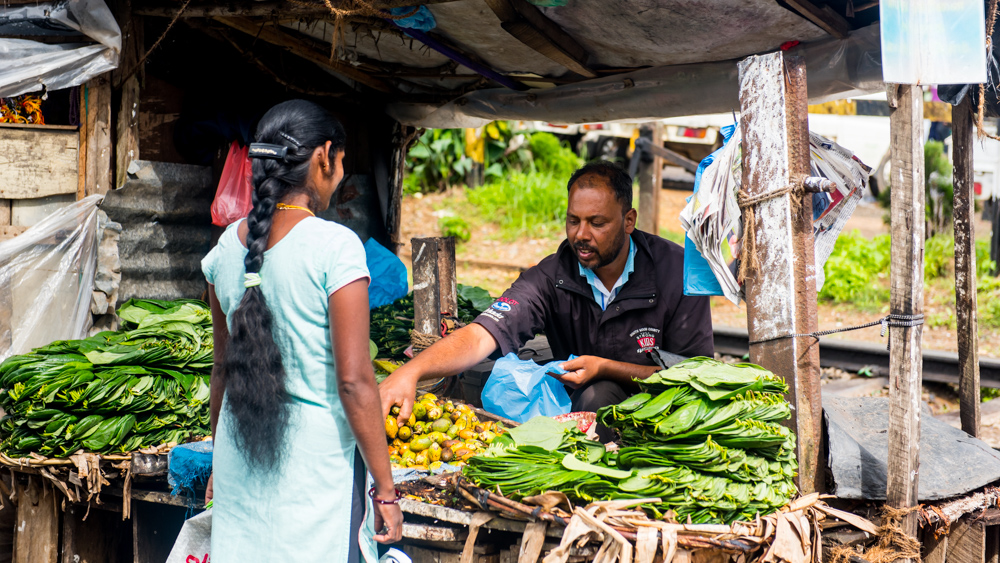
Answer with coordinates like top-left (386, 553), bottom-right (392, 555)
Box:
top-left (211, 141), bottom-right (253, 227)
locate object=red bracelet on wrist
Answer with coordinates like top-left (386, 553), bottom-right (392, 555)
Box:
top-left (368, 486), bottom-right (402, 505)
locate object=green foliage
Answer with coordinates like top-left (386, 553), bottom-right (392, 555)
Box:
top-left (978, 239), bottom-right (997, 276)
top-left (924, 235), bottom-right (954, 279)
top-left (982, 387), bottom-right (1000, 402)
top-left (405, 129), bottom-right (474, 194)
top-left (466, 171), bottom-right (568, 240)
top-left (527, 132), bottom-right (583, 178)
top-left (438, 216), bottom-right (471, 243)
top-left (660, 229), bottom-right (687, 246)
top-left (818, 231), bottom-right (891, 309)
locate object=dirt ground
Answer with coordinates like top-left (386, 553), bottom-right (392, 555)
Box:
top-left (400, 188), bottom-right (1000, 358)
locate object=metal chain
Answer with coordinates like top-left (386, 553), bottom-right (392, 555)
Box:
top-left (748, 313), bottom-right (925, 350)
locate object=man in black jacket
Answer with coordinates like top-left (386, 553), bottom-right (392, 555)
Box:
top-left (380, 162), bottom-right (714, 438)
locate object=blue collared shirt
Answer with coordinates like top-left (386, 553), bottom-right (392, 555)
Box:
top-left (578, 237), bottom-right (636, 310)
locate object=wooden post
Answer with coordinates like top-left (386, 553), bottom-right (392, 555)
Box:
top-left (637, 123), bottom-right (661, 235)
top-left (14, 475), bottom-right (59, 563)
top-left (412, 237), bottom-right (442, 337)
top-left (83, 76), bottom-right (113, 197)
top-left (388, 124), bottom-right (416, 253)
top-left (738, 52), bottom-right (823, 494)
top-left (954, 95), bottom-right (981, 438)
top-left (885, 83), bottom-right (925, 554)
top-left (438, 236), bottom-right (458, 317)
top-left (112, 9), bottom-right (143, 190)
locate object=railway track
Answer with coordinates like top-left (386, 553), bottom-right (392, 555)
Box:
top-left (713, 325), bottom-right (1000, 389)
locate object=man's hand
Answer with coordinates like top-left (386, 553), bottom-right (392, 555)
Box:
top-left (550, 355), bottom-right (608, 388)
top-left (379, 367), bottom-right (420, 426)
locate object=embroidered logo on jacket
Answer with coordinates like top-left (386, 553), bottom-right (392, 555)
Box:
top-left (630, 327), bottom-right (661, 354)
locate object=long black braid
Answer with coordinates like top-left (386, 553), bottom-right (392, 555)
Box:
top-left (223, 100), bottom-right (346, 471)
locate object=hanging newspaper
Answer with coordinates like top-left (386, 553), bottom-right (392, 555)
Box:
top-left (679, 124), bottom-right (870, 305)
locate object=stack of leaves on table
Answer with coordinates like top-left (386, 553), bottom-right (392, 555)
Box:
top-left (463, 358), bottom-right (798, 524)
top-left (0, 299), bottom-right (212, 458)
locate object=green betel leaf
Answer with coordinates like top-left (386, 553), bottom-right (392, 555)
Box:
top-left (505, 416), bottom-right (577, 451)
top-left (560, 454), bottom-right (632, 479)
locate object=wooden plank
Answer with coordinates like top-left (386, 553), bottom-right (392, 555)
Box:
top-left (214, 18), bottom-right (393, 93)
top-left (781, 0), bottom-right (849, 39)
top-left (987, 525), bottom-right (1000, 563)
top-left (483, 0), bottom-right (596, 78)
top-left (131, 501), bottom-right (187, 563)
top-left (518, 522), bottom-right (547, 563)
top-left (636, 123), bottom-right (660, 235)
top-left (0, 123), bottom-right (78, 131)
top-left (387, 124), bottom-right (416, 251)
top-left (0, 200), bottom-right (10, 226)
top-left (438, 236), bottom-right (458, 317)
top-left (136, 0), bottom-right (460, 17)
top-left (403, 522), bottom-right (466, 542)
top-left (0, 128), bottom-right (79, 199)
top-left (885, 83), bottom-right (925, 556)
top-left (403, 545), bottom-right (499, 563)
top-left (113, 11), bottom-right (143, 190)
top-left (954, 95), bottom-right (981, 437)
top-left (923, 528), bottom-right (948, 563)
top-left (61, 503), bottom-right (128, 563)
top-left (738, 52), bottom-right (822, 493)
top-left (413, 237), bottom-right (442, 337)
top-left (78, 85), bottom-right (88, 201)
top-left (83, 75), bottom-right (113, 197)
top-left (949, 519), bottom-right (987, 563)
top-left (14, 476), bottom-right (58, 563)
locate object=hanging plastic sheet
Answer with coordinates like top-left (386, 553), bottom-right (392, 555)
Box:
top-left (387, 24), bottom-right (884, 129)
top-left (0, 195), bottom-right (102, 360)
top-left (0, 0), bottom-right (120, 98)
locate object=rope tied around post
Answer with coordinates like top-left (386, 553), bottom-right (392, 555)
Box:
top-left (736, 174), bottom-right (808, 282)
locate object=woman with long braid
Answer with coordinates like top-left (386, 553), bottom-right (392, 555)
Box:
top-left (202, 100), bottom-right (402, 562)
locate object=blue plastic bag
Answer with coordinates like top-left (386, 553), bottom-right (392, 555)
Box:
top-left (683, 122), bottom-right (737, 297)
top-left (388, 6), bottom-right (437, 31)
top-left (481, 353), bottom-right (573, 423)
top-left (364, 238), bottom-right (409, 309)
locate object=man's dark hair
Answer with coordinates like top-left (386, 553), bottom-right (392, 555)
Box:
top-left (566, 161), bottom-right (633, 214)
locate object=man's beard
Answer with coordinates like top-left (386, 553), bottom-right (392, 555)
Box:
top-left (574, 229), bottom-right (627, 269)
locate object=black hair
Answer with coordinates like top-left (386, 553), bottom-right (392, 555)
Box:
top-left (224, 99), bottom-right (347, 471)
top-left (567, 161), bottom-right (633, 214)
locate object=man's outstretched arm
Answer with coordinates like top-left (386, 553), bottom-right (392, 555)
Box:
top-left (379, 322), bottom-right (499, 424)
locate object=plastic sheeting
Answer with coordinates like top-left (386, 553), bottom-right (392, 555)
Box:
top-left (387, 24), bottom-right (884, 129)
top-left (0, 195), bottom-right (102, 360)
top-left (0, 0), bottom-right (120, 98)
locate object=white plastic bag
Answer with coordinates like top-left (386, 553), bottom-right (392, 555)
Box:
top-left (165, 508), bottom-right (212, 563)
top-left (0, 195), bottom-right (102, 360)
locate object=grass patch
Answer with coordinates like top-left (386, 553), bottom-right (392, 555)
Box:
top-left (466, 171), bottom-right (568, 240)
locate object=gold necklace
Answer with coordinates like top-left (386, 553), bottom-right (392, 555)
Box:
top-left (276, 203), bottom-right (315, 216)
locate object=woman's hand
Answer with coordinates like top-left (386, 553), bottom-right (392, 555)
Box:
top-left (379, 368), bottom-right (419, 426)
top-left (205, 473), bottom-right (214, 505)
top-left (373, 501), bottom-right (403, 543)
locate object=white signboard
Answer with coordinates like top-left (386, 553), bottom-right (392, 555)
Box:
top-left (880, 0), bottom-right (987, 85)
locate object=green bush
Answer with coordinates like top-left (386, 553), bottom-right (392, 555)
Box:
top-left (924, 235), bottom-right (954, 279)
top-left (528, 132), bottom-right (583, 179)
top-left (819, 231), bottom-right (891, 310)
top-left (406, 129), bottom-right (473, 194)
top-left (466, 171), bottom-right (568, 240)
top-left (438, 216), bottom-right (471, 243)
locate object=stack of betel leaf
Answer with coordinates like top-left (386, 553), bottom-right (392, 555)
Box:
top-left (0, 299), bottom-right (212, 458)
top-left (463, 357), bottom-right (798, 524)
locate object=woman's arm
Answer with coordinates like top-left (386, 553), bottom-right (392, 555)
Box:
top-left (209, 286), bottom-right (229, 437)
top-left (206, 285), bottom-right (228, 504)
top-left (330, 279), bottom-right (402, 543)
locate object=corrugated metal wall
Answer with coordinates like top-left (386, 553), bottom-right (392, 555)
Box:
top-left (102, 161), bottom-right (387, 304)
top-left (101, 161), bottom-right (214, 302)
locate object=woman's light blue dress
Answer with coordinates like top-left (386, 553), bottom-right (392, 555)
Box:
top-left (202, 217), bottom-right (377, 563)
